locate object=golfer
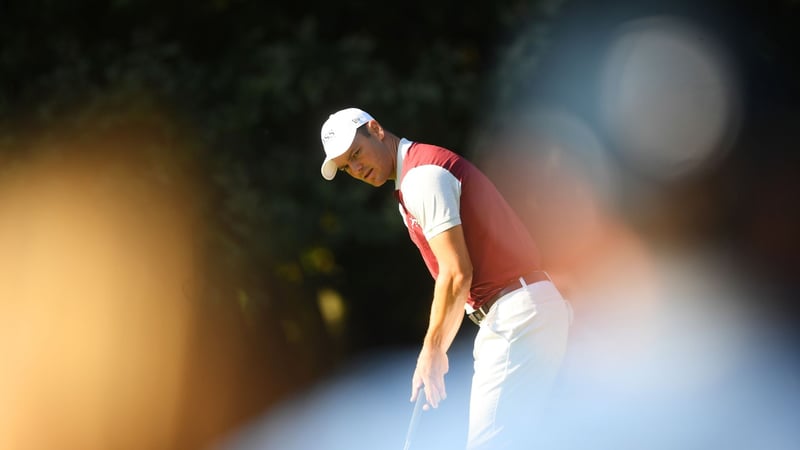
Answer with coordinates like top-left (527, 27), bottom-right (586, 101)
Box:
top-left (318, 107), bottom-right (571, 449)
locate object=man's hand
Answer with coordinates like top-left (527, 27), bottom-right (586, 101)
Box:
top-left (410, 344), bottom-right (449, 410)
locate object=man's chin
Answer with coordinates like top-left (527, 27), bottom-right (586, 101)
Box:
top-left (362, 174), bottom-right (386, 187)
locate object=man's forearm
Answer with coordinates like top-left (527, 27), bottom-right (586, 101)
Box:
top-left (424, 269), bottom-right (471, 352)
top-left (411, 225), bottom-right (473, 408)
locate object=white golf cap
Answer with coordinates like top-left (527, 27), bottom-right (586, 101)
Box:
top-left (319, 107), bottom-right (374, 180)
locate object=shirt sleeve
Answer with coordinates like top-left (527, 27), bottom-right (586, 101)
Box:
top-left (400, 164), bottom-right (462, 240)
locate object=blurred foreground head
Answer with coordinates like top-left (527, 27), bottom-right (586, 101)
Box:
top-left (0, 100), bottom-right (275, 449)
top-left (0, 102), bottom-right (199, 449)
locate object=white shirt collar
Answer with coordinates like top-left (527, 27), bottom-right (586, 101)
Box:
top-left (395, 138), bottom-right (413, 190)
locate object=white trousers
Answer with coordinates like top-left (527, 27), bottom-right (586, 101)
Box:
top-left (467, 280), bottom-right (571, 450)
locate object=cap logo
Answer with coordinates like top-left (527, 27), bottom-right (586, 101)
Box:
top-left (322, 129), bottom-right (335, 144)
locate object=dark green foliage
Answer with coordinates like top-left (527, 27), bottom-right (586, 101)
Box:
top-left (0, 0), bottom-right (562, 349)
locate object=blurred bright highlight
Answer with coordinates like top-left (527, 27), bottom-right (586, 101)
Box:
top-left (600, 16), bottom-right (741, 180)
top-left (317, 288), bottom-right (346, 336)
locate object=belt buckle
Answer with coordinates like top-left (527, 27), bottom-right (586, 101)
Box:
top-left (468, 305), bottom-right (488, 326)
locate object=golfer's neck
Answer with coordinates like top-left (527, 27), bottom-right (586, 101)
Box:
top-left (385, 133), bottom-right (401, 181)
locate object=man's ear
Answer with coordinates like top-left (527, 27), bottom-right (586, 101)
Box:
top-left (368, 119), bottom-right (384, 139)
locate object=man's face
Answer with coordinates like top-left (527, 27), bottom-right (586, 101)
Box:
top-left (331, 122), bottom-right (394, 187)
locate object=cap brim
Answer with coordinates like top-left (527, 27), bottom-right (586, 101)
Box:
top-left (321, 158), bottom-right (338, 180)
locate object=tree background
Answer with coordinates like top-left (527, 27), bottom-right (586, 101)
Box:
top-left (0, 0), bottom-right (798, 448)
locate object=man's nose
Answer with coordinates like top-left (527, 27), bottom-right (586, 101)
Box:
top-left (350, 160), bottom-right (364, 176)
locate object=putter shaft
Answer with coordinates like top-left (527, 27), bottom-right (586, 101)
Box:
top-left (403, 388), bottom-right (425, 450)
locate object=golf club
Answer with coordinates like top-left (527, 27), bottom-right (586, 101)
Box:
top-left (403, 386), bottom-right (426, 450)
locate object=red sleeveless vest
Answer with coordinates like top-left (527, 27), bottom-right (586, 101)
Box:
top-left (395, 142), bottom-right (541, 308)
